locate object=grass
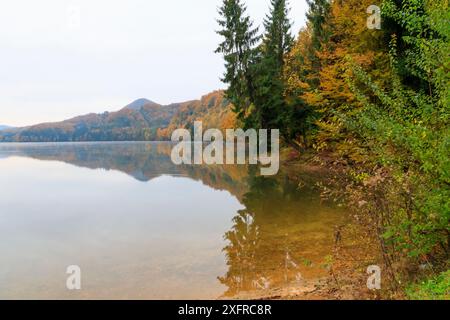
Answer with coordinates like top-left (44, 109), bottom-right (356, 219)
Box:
top-left (406, 270), bottom-right (450, 300)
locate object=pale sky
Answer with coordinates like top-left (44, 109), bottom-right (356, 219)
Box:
top-left (0, 0), bottom-right (308, 127)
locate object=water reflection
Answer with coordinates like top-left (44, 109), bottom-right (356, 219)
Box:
top-left (219, 169), bottom-right (345, 297)
top-left (0, 142), bottom-right (248, 198)
top-left (0, 142), bottom-right (345, 299)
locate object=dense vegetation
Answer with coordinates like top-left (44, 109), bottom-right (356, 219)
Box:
top-left (216, 0), bottom-right (449, 297)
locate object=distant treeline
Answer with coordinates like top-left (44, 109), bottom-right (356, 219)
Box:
top-left (0, 91), bottom-right (236, 142)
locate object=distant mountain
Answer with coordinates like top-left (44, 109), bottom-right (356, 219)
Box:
top-left (0, 125), bottom-right (13, 131)
top-left (0, 91), bottom-right (235, 142)
top-left (123, 98), bottom-right (158, 111)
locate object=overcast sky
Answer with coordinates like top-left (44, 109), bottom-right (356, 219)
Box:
top-left (0, 0), bottom-right (308, 127)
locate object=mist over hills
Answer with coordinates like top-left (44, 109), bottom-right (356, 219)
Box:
top-left (0, 91), bottom-right (236, 142)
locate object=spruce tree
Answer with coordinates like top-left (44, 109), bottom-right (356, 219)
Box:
top-left (255, 0), bottom-right (294, 133)
top-left (305, 0), bottom-right (331, 86)
top-left (306, 0), bottom-right (330, 51)
top-left (216, 0), bottom-right (260, 123)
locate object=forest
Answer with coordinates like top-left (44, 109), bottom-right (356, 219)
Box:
top-left (215, 0), bottom-right (449, 299)
top-left (0, 91), bottom-right (236, 142)
top-left (0, 0), bottom-right (447, 299)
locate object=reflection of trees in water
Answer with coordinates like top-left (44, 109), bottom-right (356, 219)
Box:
top-left (219, 169), bottom-right (319, 297)
top-left (0, 142), bottom-right (341, 297)
top-left (0, 142), bottom-right (249, 198)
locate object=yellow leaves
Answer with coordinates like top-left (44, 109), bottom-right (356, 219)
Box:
top-left (156, 90), bottom-right (237, 140)
top-left (283, 0), bottom-right (391, 119)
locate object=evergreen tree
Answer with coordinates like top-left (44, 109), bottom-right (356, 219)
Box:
top-left (262, 0), bottom-right (294, 71)
top-left (306, 0), bottom-right (330, 51)
top-left (255, 0), bottom-right (294, 133)
top-left (215, 0), bottom-right (260, 123)
top-left (305, 0), bottom-right (331, 86)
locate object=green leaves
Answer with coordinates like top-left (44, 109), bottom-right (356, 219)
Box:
top-left (406, 270), bottom-right (450, 300)
top-left (345, 0), bottom-right (450, 263)
top-left (216, 0), bottom-right (260, 123)
top-left (216, 0), bottom-right (303, 137)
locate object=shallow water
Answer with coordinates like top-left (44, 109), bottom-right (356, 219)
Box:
top-left (0, 142), bottom-right (346, 299)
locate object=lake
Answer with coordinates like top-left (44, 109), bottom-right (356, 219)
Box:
top-left (0, 142), bottom-right (346, 299)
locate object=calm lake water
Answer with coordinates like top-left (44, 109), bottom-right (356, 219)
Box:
top-left (0, 142), bottom-right (346, 299)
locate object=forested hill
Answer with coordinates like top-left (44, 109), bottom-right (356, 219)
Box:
top-left (0, 90), bottom-right (235, 142)
top-left (0, 125), bottom-right (13, 131)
